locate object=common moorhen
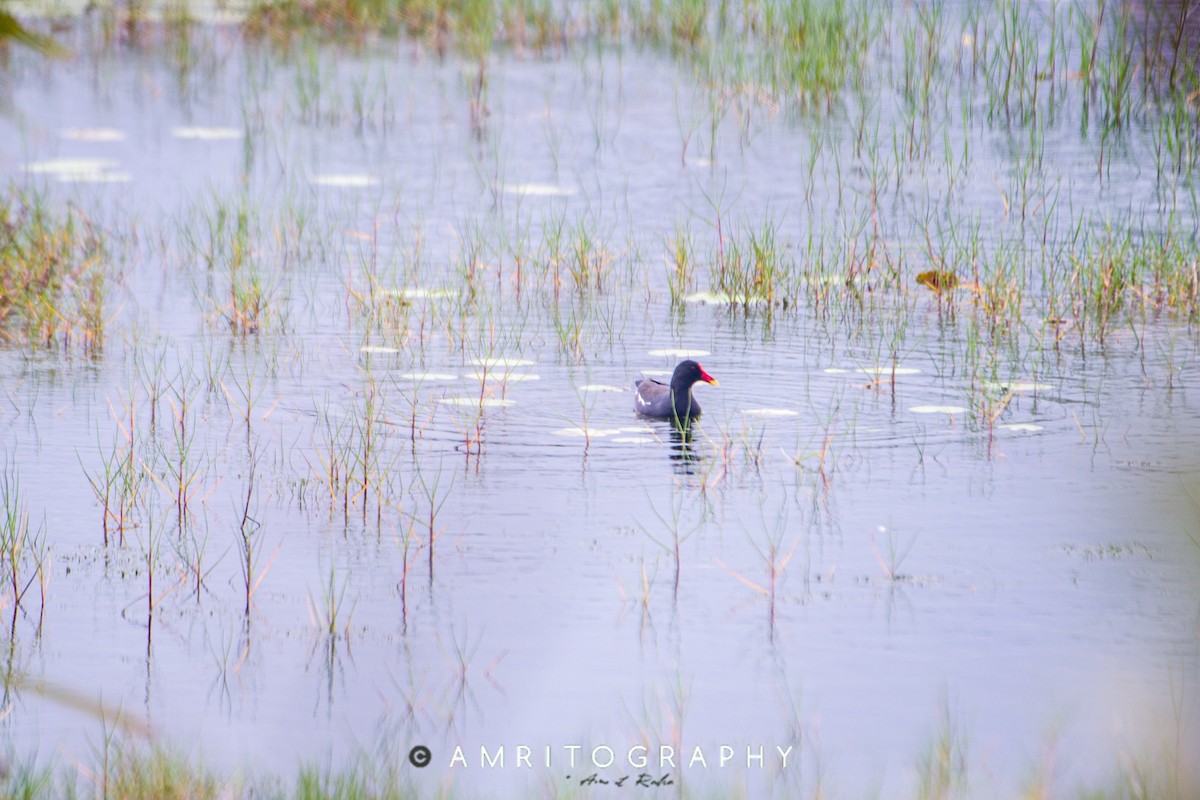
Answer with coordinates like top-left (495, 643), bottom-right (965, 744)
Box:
top-left (633, 360), bottom-right (718, 421)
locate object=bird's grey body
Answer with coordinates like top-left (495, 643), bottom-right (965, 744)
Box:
top-left (633, 360), bottom-right (718, 422)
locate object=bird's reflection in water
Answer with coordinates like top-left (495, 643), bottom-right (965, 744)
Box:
top-left (668, 424), bottom-right (703, 473)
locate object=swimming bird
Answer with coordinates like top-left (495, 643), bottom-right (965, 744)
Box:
top-left (633, 360), bottom-right (718, 422)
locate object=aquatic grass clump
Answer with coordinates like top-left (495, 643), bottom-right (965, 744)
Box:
top-left (305, 376), bottom-right (410, 525)
top-left (665, 224), bottom-right (699, 308)
top-left (81, 387), bottom-right (149, 548)
top-left (673, 0), bottom-right (878, 122)
top-left (242, 0), bottom-right (878, 117)
top-left (532, 212), bottom-right (619, 301)
top-left (81, 434), bottom-right (139, 548)
top-left (715, 217), bottom-right (792, 309)
top-left (0, 187), bottom-right (110, 355)
top-left (292, 760), bottom-right (415, 800)
top-left (245, 0), bottom-right (538, 60)
top-left (244, 0), bottom-right (406, 41)
top-left (647, 0), bottom-right (710, 49)
top-left (753, 0), bottom-right (875, 112)
top-left (1062, 222), bottom-right (1200, 343)
top-left (0, 467), bottom-right (48, 627)
top-left (565, 217), bottom-right (615, 295)
top-left (963, 0), bottom-right (1200, 148)
top-left (977, 0), bottom-right (1061, 127)
top-left (967, 239), bottom-right (1027, 337)
top-left (66, 739), bottom-right (228, 800)
top-left (711, 218), bottom-right (793, 310)
top-left (179, 193), bottom-right (287, 336)
top-left (914, 698), bottom-right (970, 800)
top-left (228, 270), bottom-right (272, 335)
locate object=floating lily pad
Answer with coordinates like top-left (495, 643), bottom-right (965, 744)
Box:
top-left (502, 183), bottom-right (575, 197)
top-left (805, 273), bottom-right (849, 286)
top-left (823, 368), bottom-right (851, 374)
top-left (24, 158), bottom-right (130, 183)
top-left (741, 408), bottom-right (800, 417)
top-left (1000, 423), bottom-right (1043, 432)
top-left (684, 291), bottom-right (768, 305)
top-left (439, 397), bottom-right (514, 407)
top-left (61, 128), bottom-right (125, 142)
top-left (648, 348), bottom-right (710, 358)
top-left (311, 173), bottom-right (380, 188)
top-left (359, 346), bottom-right (400, 354)
top-left (551, 427), bottom-right (624, 438)
top-left (910, 405), bottom-right (968, 414)
top-left (683, 291), bottom-right (726, 304)
top-left (172, 126), bottom-right (242, 140)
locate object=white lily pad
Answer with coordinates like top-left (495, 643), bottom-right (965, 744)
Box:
top-left (172, 126), bottom-right (242, 140)
top-left (502, 183), bottom-right (575, 197)
top-left (1000, 423), bottom-right (1043, 432)
top-left (311, 173), bottom-right (380, 188)
top-left (683, 291), bottom-right (768, 305)
top-left (982, 381), bottom-right (1052, 393)
top-left (24, 158), bottom-right (130, 183)
top-left (551, 427), bottom-right (623, 438)
top-left (741, 408), bottom-right (800, 417)
top-left (359, 346), bottom-right (400, 354)
top-left (61, 128), bottom-right (125, 142)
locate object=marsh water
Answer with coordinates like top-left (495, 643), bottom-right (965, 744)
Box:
top-left (2, 3), bottom-right (1199, 797)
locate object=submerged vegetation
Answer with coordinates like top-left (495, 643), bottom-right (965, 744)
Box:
top-left (0, 189), bottom-right (110, 355)
top-left (232, 0), bottom-right (1200, 131)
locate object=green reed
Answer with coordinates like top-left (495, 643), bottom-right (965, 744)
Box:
top-left (0, 467), bottom-right (47, 628)
top-left (0, 188), bottom-right (109, 355)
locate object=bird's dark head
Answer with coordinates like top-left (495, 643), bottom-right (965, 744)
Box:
top-left (673, 359), bottom-right (718, 388)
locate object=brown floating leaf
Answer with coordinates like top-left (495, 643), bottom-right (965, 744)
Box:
top-left (917, 269), bottom-right (959, 293)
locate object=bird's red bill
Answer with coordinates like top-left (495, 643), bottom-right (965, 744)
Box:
top-left (698, 365), bottom-right (718, 386)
